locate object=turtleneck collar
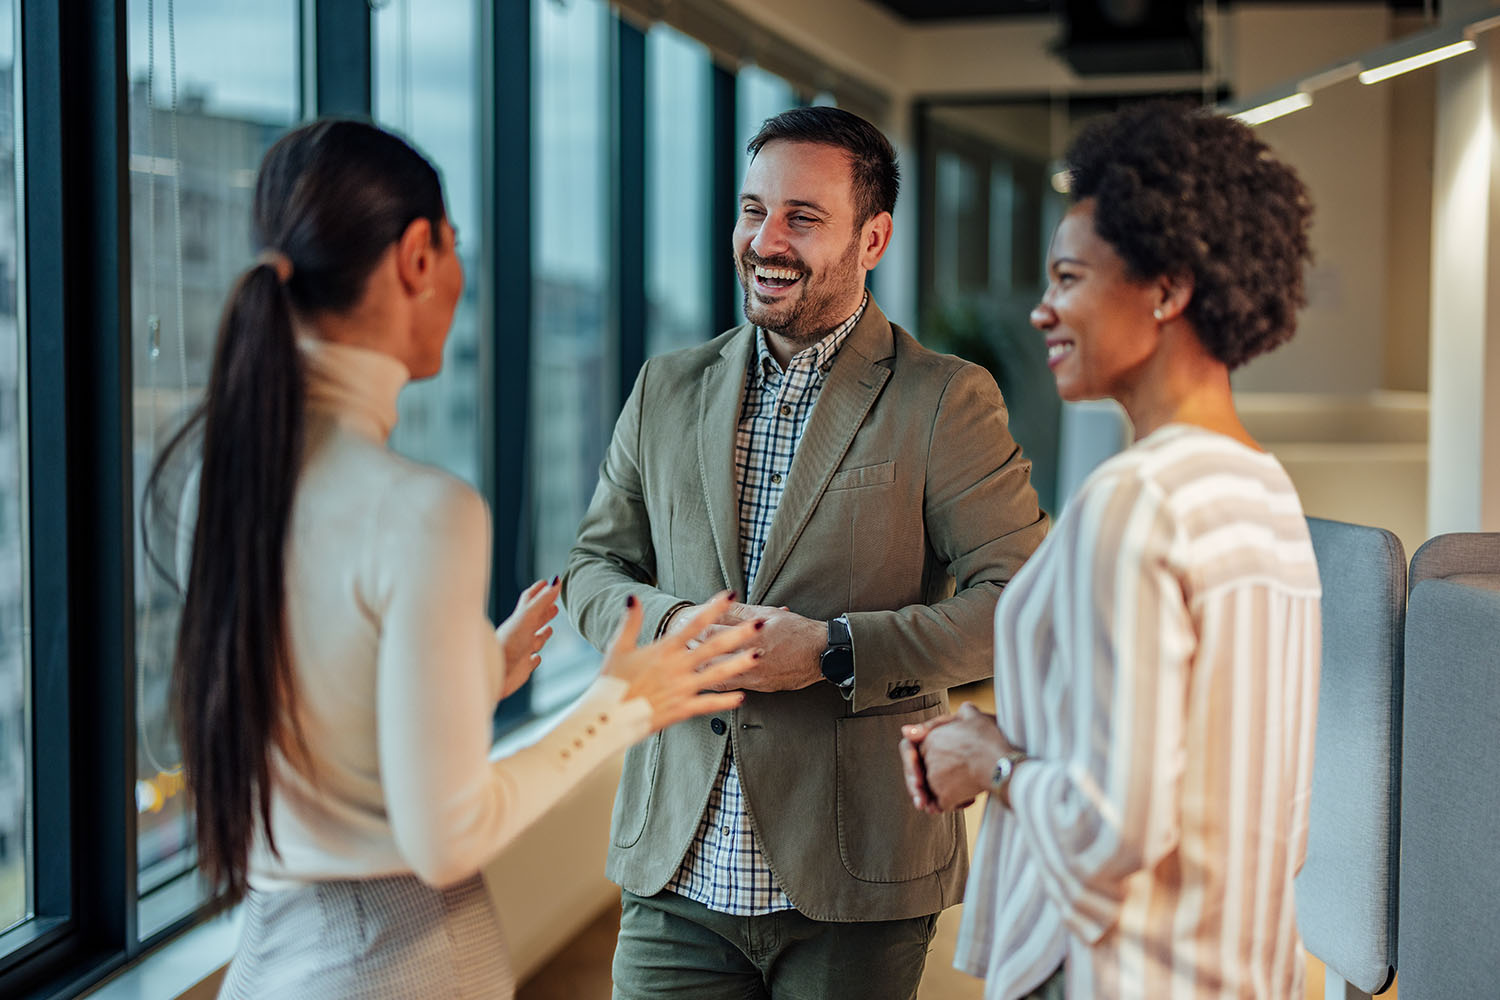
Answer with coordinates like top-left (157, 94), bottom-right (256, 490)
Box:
top-left (299, 338), bottom-right (410, 442)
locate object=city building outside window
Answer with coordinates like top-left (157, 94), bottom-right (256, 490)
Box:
top-left (126, 0), bottom-right (300, 939)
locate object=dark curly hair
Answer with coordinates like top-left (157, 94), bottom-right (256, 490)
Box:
top-left (1064, 101), bottom-right (1312, 369)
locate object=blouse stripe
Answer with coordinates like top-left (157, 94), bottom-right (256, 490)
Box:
top-left (957, 424), bottom-right (1320, 1000)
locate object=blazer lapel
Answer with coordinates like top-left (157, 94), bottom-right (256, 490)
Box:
top-left (749, 302), bottom-right (895, 605)
top-left (698, 328), bottom-right (753, 597)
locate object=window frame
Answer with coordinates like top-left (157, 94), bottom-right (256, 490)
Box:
top-left (0, 0), bottom-right (138, 994)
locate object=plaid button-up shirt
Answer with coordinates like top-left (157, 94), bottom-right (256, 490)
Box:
top-left (665, 294), bottom-right (866, 915)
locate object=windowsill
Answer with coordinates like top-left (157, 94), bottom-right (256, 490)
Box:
top-left (138, 872), bottom-right (212, 941)
top-left (80, 908), bottom-right (241, 1000)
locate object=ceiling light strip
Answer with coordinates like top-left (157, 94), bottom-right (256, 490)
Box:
top-left (1230, 92), bottom-right (1312, 126)
top-left (1358, 40), bottom-right (1477, 85)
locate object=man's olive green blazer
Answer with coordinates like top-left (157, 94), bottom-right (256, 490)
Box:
top-left (562, 297), bottom-right (1048, 922)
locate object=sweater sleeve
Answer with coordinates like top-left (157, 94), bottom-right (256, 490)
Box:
top-left (372, 471), bottom-right (651, 887)
top-left (1005, 470), bottom-right (1193, 945)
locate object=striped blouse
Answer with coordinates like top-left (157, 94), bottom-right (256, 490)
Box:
top-left (955, 423), bottom-right (1321, 999)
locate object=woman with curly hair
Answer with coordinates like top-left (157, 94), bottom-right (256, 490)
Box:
top-left (900, 101), bottom-right (1321, 999)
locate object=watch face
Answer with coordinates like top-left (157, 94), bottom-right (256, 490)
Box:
top-left (820, 645), bottom-right (854, 685)
top-left (991, 755), bottom-right (1015, 791)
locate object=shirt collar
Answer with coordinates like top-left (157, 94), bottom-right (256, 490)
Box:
top-left (752, 291), bottom-right (868, 385)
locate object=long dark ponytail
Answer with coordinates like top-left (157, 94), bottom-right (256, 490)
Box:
top-left (145, 119), bottom-right (447, 901)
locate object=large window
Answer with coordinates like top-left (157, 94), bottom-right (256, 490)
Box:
top-left (374, 0), bottom-right (483, 487)
top-left (735, 64), bottom-right (797, 188)
top-left (919, 104), bottom-right (1064, 513)
top-left (645, 25), bottom-right (712, 357)
top-left (528, 0), bottom-right (615, 710)
top-left (126, 0), bottom-right (300, 938)
top-left (0, 0), bottom-right (24, 940)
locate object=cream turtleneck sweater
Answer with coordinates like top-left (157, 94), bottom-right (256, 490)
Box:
top-left (247, 339), bottom-right (650, 891)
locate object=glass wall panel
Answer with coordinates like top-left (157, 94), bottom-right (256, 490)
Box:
top-left (920, 107), bottom-right (1063, 515)
top-left (373, 0), bottom-right (483, 487)
top-left (0, 0), bottom-right (24, 938)
top-left (529, 0), bottom-right (614, 711)
top-left (126, 0), bottom-right (299, 936)
top-left (735, 64), bottom-right (796, 190)
top-left (645, 25), bottom-right (712, 356)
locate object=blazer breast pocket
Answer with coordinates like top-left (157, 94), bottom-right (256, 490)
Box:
top-left (825, 460), bottom-right (895, 492)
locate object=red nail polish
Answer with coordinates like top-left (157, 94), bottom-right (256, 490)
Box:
top-left (626, 595), bottom-right (637, 608)
top-left (551, 575), bottom-right (560, 586)
top-left (728, 591), bottom-right (738, 602)
top-left (753, 650), bottom-right (764, 659)
top-left (754, 620), bottom-right (766, 630)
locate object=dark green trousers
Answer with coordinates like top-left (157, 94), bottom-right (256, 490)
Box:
top-left (611, 890), bottom-right (939, 1000)
top-left (1023, 963), bottom-right (1066, 1000)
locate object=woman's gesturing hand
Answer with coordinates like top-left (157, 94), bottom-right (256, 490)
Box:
top-left (604, 591), bottom-right (762, 732)
top-left (495, 576), bottom-right (561, 699)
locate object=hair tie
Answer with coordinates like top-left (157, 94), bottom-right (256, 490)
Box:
top-left (256, 249), bottom-right (293, 285)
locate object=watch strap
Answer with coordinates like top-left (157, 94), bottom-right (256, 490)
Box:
top-left (821, 615), bottom-right (855, 695)
top-left (827, 615), bottom-right (852, 648)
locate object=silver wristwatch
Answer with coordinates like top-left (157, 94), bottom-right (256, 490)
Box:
top-left (989, 749), bottom-right (1029, 802)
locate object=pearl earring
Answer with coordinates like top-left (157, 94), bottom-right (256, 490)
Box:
top-left (1153, 307), bottom-right (1164, 320)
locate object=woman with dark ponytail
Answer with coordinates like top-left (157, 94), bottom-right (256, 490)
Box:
top-left (148, 119), bottom-right (760, 999)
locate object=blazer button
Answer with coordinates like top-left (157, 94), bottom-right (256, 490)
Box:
top-left (710, 718), bottom-right (727, 735)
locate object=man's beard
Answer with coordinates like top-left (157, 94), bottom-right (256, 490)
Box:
top-left (737, 232), bottom-right (863, 342)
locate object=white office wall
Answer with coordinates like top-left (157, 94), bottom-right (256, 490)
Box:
top-left (1228, 5), bottom-right (1395, 393)
top-left (1427, 25), bottom-right (1500, 535)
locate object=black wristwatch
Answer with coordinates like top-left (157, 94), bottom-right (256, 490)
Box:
top-left (820, 615), bottom-right (855, 699)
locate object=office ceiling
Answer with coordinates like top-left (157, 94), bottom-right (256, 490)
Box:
top-left (870, 0), bottom-right (1430, 21)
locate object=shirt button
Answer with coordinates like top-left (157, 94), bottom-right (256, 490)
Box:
top-left (779, 404), bottom-right (791, 416)
top-left (771, 473), bottom-right (782, 485)
top-left (710, 718), bottom-right (727, 735)
top-left (722, 827), bottom-right (730, 837)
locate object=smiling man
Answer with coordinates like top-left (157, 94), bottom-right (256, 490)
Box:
top-left (563, 107), bottom-right (1048, 999)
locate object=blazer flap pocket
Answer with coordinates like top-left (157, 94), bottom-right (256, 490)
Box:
top-left (834, 704), bottom-right (958, 883)
top-left (826, 460), bottom-right (895, 492)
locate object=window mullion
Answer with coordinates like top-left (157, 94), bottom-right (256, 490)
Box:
top-left (485, 0), bottom-right (532, 724)
top-left (2, 0), bottom-right (136, 994)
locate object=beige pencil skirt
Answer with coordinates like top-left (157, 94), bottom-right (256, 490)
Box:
top-left (218, 872), bottom-right (513, 1000)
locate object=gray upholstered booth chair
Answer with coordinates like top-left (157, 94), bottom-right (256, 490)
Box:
top-left (1296, 517), bottom-right (1405, 999)
top-left (1397, 532), bottom-right (1500, 999)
